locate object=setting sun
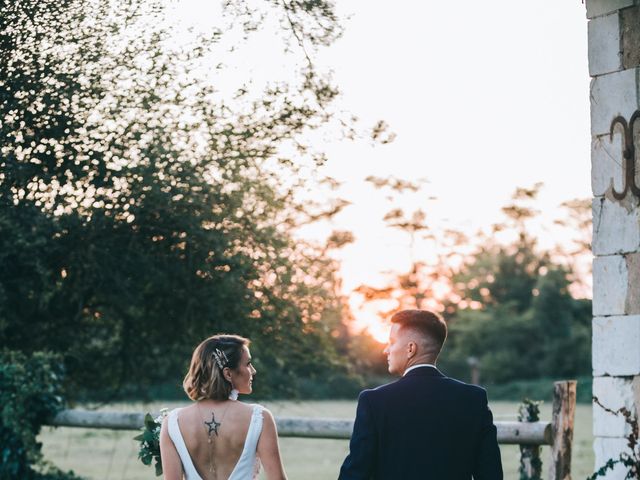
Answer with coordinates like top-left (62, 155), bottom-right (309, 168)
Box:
top-left (344, 265), bottom-right (455, 343)
top-left (347, 294), bottom-right (394, 344)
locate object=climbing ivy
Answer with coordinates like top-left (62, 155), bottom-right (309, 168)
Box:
top-left (518, 398), bottom-right (543, 480)
top-left (589, 396), bottom-right (639, 479)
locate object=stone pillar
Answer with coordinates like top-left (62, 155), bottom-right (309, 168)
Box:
top-left (588, 1), bottom-right (640, 478)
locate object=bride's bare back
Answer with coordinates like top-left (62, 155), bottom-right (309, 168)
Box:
top-left (179, 401), bottom-right (253, 479)
top-left (160, 400), bottom-right (285, 480)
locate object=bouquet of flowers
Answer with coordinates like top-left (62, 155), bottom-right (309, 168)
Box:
top-left (134, 408), bottom-right (169, 476)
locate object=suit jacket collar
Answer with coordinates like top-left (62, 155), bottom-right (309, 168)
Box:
top-left (402, 365), bottom-right (445, 378)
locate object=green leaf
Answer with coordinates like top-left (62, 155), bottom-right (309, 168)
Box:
top-left (144, 413), bottom-right (157, 430)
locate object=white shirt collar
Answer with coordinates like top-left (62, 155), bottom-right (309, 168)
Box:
top-left (403, 363), bottom-right (437, 376)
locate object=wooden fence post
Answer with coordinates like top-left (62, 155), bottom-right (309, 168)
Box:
top-left (547, 380), bottom-right (577, 480)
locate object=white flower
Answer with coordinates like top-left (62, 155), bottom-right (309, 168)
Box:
top-left (154, 407), bottom-right (169, 425)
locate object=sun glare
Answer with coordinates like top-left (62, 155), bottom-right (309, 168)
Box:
top-left (348, 294), bottom-right (394, 344)
top-left (344, 268), bottom-right (457, 343)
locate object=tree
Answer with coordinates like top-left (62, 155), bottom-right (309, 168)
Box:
top-left (439, 185), bottom-right (591, 384)
top-left (0, 0), bottom-right (356, 398)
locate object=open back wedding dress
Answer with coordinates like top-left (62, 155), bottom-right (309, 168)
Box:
top-left (167, 405), bottom-right (264, 480)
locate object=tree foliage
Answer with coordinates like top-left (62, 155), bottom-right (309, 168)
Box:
top-left (0, 0), bottom-right (356, 398)
top-left (439, 186), bottom-right (591, 384)
top-left (0, 350), bottom-right (81, 480)
top-left (351, 181), bottom-right (592, 385)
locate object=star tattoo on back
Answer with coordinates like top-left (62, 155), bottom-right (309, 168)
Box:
top-left (204, 411), bottom-right (221, 437)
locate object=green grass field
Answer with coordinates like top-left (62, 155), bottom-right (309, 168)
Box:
top-left (39, 400), bottom-right (594, 479)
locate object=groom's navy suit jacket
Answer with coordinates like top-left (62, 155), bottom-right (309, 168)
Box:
top-left (338, 366), bottom-right (503, 480)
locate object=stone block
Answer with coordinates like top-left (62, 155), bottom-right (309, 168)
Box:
top-left (589, 13), bottom-right (622, 76)
top-left (634, 374), bottom-right (640, 413)
top-left (621, 5), bottom-right (640, 69)
top-left (626, 254), bottom-right (640, 314)
top-left (592, 197), bottom-right (640, 255)
top-left (593, 376), bottom-right (636, 436)
top-left (592, 134), bottom-right (624, 196)
top-left (593, 315), bottom-right (640, 376)
top-left (593, 437), bottom-right (632, 480)
top-left (587, 0), bottom-right (634, 19)
top-left (590, 68), bottom-right (639, 136)
top-left (592, 255), bottom-right (628, 315)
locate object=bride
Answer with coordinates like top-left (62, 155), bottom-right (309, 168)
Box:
top-left (160, 334), bottom-right (288, 480)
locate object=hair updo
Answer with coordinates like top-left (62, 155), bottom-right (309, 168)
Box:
top-left (183, 334), bottom-right (250, 401)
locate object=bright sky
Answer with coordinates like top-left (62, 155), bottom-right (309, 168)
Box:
top-left (173, 1), bottom-right (592, 342)
top-left (307, 1), bottom-right (591, 339)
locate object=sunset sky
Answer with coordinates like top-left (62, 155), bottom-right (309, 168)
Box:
top-left (308, 1), bottom-right (591, 340)
top-left (174, 1), bottom-right (592, 342)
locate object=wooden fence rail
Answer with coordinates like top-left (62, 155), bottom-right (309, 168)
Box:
top-left (48, 409), bottom-right (552, 443)
top-left (45, 380), bottom-right (576, 480)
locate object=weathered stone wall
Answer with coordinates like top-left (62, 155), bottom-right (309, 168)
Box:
top-left (588, 0), bottom-right (640, 477)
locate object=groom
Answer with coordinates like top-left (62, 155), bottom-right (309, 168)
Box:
top-left (338, 309), bottom-right (503, 479)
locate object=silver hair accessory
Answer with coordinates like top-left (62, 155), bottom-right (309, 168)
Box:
top-left (212, 348), bottom-right (229, 370)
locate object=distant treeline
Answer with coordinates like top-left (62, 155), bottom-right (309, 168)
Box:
top-left (438, 234), bottom-right (592, 388)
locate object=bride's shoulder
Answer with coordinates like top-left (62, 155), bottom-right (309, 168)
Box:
top-left (173, 403), bottom-right (196, 415)
top-left (240, 402), bottom-right (266, 412)
top-left (241, 402), bottom-right (272, 419)
top-left (229, 401), bottom-right (258, 413)
top-left (165, 405), bottom-right (186, 417)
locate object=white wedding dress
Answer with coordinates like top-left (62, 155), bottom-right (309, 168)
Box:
top-left (167, 405), bottom-right (264, 480)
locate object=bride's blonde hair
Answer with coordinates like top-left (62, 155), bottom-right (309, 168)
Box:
top-left (183, 334), bottom-right (250, 401)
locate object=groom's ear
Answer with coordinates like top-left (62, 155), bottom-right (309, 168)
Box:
top-left (407, 341), bottom-right (417, 358)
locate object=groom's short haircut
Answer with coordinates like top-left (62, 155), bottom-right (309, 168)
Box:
top-left (391, 309), bottom-right (447, 358)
